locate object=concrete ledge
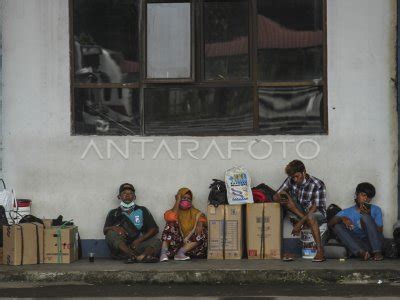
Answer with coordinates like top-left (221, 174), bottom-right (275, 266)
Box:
top-left (0, 259), bottom-right (399, 285)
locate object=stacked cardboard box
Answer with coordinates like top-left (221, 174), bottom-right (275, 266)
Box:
top-left (2, 223), bottom-right (44, 265)
top-left (246, 203), bottom-right (281, 259)
top-left (207, 204), bottom-right (244, 259)
top-left (44, 226), bottom-right (79, 264)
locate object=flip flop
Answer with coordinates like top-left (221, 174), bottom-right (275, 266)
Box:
top-left (139, 254), bottom-right (159, 263)
top-left (312, 256), bottom-right (326, 262)
top-left (282, 253), bottom-right (295, 261)
top-left (124, 257), bottom-right (137, 264)
top-left (372, 253), bottom-right (384, 261)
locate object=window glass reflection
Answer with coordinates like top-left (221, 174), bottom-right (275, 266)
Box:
top-left (73, 0), bottom-right (140, 84)
top-left (204, 0), bottom-right (249, 80)
top-left (74, 88), bottom-right (140, 135)
top-left (258, 86), bottom-right (324, 134)
top-left (145, 87), bottom-right (252, 135)
top-left (257, 0), bottom-right (323, 82)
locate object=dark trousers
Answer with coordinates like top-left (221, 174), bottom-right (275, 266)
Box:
top-left (333, 214), bottom-right (383, 256)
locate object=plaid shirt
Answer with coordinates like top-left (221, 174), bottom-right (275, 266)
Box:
top-left (277, 174), bottom-right (327, 217)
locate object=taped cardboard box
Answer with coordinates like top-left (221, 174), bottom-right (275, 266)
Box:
top-left (2, 223), bottom-right (44, 265)
top-left (44, 226), bottom-right (79, 264)
top-left (207, 204), bottom-right (244, 259)
top-left (246, 203), bottom-right (281, 259)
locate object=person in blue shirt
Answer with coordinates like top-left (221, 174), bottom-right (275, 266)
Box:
top-left (328, 182), bottom-right (383, 261)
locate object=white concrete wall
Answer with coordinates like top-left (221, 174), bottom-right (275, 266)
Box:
top-left (2, 0), bottom-right (398, 239)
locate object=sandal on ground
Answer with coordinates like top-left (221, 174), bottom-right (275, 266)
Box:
top-left (359, 251), bottom-right (371, 261)
top-left (138, 254), bottom-right (159, 263)
top-left (312, 251), bottom-right (326, 262)
top-left (282, 253), bottom-right (295, 261)
top-left (372, 252), bottom-right (384, 261)
top-left (124, 257), bottom-right (137, 264)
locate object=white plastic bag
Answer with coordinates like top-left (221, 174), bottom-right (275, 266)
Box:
top-left (0, 179), bottom-right (17, 224)
top-left (225, 166), bottom-right (254, 205)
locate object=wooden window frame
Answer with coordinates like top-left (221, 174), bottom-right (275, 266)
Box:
top-left (70, 0), bottom-right (328, 136)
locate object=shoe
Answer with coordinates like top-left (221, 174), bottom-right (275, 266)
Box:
top-left (160, 253), bottom-right (169, 262)
top-left (174, 253), bottom-right (191, 261)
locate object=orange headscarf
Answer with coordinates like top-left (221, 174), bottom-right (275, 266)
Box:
top-left (176, 187), bottom-right (202, 238)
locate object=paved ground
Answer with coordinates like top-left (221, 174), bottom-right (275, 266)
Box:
top-left (1, 258), bottom-right (400, 286)
top-left (1, 283), bottom-right (400, 298)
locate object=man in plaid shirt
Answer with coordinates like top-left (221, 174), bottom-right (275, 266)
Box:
top-left (273, 160), bottom-right (327, 262)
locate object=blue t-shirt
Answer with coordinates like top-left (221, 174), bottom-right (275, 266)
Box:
top-left (336, 204), bottom-right (383, 238)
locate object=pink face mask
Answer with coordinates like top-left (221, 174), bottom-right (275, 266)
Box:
top-left (179, 199), bottom-right (192, 210)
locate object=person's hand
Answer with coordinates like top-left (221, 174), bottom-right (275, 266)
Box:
top-left (278, 191), bottom-right (290, 205)
top-left (291, 222), bottom-right (302, 236)
top-left (110, 226), bottom-right (127, 237)
top-left (360, 203), bottom-right (371, 215)
top-left (195, 222), bottom-right (204, 235)
top-left (342, 217), bottom-right (354, 230)
top-left (131, 239), bottom-right (142, 250)
top-left (175, 193), bottom-right (182, 204)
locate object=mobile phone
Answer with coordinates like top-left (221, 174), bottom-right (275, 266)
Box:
top-left (363, 202), bottom-right (371, 209)
top-left (280, 193), bottom-right (289, 201)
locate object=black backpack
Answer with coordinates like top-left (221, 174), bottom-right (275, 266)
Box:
top-left (0, 205), bottom-right (9, 247)
top-left (208, 179), bottom-right (228, 207)
top-left (327, 204), bottom-right (342, 222)
top-left (326, 204), bottom-right (342, 241)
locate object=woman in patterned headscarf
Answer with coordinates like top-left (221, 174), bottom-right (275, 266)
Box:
top-left (160, 187), bottom-right (207, 262)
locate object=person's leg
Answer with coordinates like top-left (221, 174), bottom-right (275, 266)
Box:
top-left (105, 230), bottom-right (135, 259)
top-left (186, 226), bottom-right (208, 258)
top-left (360, 214), bottom-right (384, 260)
top-left (333, 223), bottom-right (370, 259)
top-left (160, 222), bottom-right (184, 261)
top-left (283, 197), bottom-right (306, 219)
top-left (135, 237), bottom-right (162, 262)
top-left (306, 213), bottom-right (325, 261)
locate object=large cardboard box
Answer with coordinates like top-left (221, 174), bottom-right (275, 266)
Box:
top-left (2, 223), bottom-right (44, 265)
top-left (207, 204), bottom-right (243, 259)
top-left (246, 203), bottom-right (281, 259)
top-left (44, 226), bottom-right (79, 264)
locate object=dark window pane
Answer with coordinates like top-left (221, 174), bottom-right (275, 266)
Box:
top-left (145, 87), bottom-right (252, 135)
top-left (204, 1), bottom-right (249, 80)
top-left (147, 3), bottom-right (191, 79)
top-left (257, 0), bottom-right (323, 82)
top-left (73, 88), bottom-right (140, 135)
top-left (259, 86), bottom-right (324, 134)
top-left (73, 0), bottom-right (139, 83)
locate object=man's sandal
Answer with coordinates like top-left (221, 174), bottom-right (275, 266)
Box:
top-left (124, 257), bottom-right (137, 264)
top-left (139, 254), bottom-right (159, 263)
top-left (282, 253), bottom-right (295, 261)
top-left (312, 251), bottom-right (326, 262)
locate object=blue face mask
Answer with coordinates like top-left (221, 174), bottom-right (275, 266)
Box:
top-left (120, 201), bottom-right (135, 211)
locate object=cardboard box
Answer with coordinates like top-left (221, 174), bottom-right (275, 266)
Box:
top-left (2, 223), bottom-right (44, 265)
top-left (246, 203), bottom-right (281, 259)
top-left (44, 226), bottom-right (79, 264)
top-left (207, 204), bottom-right (244, 260)
top-left (42, 219), bottom-right (53, 228)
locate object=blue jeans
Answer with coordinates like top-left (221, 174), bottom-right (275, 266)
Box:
top-left (333, 214), bottom-right (383, 256)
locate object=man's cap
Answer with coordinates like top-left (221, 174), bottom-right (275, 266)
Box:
top-left (119, 183), bottom-right (135, 194)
